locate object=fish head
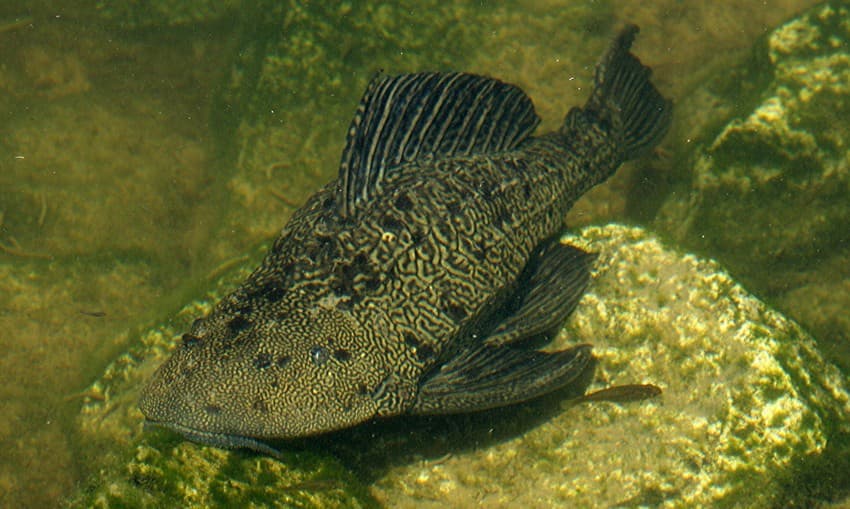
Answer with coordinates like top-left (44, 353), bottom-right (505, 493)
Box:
top-left (139, 300), bottom-right (397, 443)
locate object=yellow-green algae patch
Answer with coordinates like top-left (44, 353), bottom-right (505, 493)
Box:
top-left (654, 1), bottom-right (850, 376)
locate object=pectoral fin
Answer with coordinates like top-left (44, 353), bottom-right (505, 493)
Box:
top-left (411, 343), bottom-right (593, 415)
top-left (486, 241), bottom-right (596, 347)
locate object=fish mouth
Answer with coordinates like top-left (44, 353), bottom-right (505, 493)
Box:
top-left (143, 419), bottom-right (283, 459)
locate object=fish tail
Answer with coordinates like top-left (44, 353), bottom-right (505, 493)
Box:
top-left (564, 24), bottom-right (672, 160)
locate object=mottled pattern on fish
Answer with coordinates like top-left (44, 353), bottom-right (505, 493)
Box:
top-left (140, 25), bottom-right (671, 449)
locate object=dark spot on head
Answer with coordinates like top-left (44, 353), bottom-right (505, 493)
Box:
top-left (252, 398), bottom-right (269, 414)
top-left (322, 195), bottom-right (335, 210)
top-left (357, 383), bottom-right (369, 395)
top-left (234, 302), bottom-right (253, 315)
top-left (227, 315), bottom-right (251, 335)
top-left (317, 236), bottom-right (335, 259)
top-left (447, 201), bottom-right (461, 216)
top-left (333, 348), bottom-right (351, 362)
top-left (364, 275), bottom-right (381, 291)
top-left (479, 183), bottom-right (492, 200)
top-left (523, 182), bottom-right (532, 199)
top-left (331, 277), bottom-right (354, 298)
top-left (279, 260), bottom-right (293, 273)
top-left (497, 207), bottom-right (512, 227)
top-left (181, 333), bottom-right (201, 348)
top-left (245, 279), bottom-right (286, 304)
top-left (264, 285), bottom-right (286, 303)
top-left (276, 355), bottom-right (291, 369)
top-left (382, 214), bottom-right (402, 232)
top-left (270, 380), bottom-right (279, 389)
top-left (403, 333), bottom-right (420, 348)
top-left (204, 404), bottom-right (221, 415)
top-left (310, 345), bottom-right (330, 366)
top-left (348, 292), bottom-right (364, 307)
top-left (352, 253), bottom-right (368, 268)
top-left (442, 294), bottom-right (467, 322)
top-left (394, 193), bottom-right (413, 211)
top-left (444, 303), bottom-right (467, 322)
top-left (334, 254), bottom-right (370, 297)
top-left (253, 352), bottom-right (272, 370)
top-left (409, 230), bottom-right (424, 246)
top-left (190, 318), bottom-right (206, 335)
top-left (416, 343), bottom-right (435, 362)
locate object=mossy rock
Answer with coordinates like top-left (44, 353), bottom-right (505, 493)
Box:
top-left (70, 225), bottom-right (850, 507)
top-left (655, 1), bottom-right (850, 372)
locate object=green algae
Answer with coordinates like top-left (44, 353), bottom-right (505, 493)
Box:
top-left (655, 1), bottom-right (850, 375)
top-left (74, 439), bottom-right (377, 508)
top-left (95, 0), bottom-right (242, 28)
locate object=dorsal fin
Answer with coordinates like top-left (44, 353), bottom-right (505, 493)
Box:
top-left (337, 72), bottom-right (541, 217)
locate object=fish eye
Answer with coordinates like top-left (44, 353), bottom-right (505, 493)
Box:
top-left (181, 333), bottom-right (201, 347)
top-left (191, 318), bottom-right (207, 335)
top-left (309, 345), bottom-right (330, 366)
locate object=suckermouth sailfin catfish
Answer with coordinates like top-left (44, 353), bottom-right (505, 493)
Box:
top-left (139, 24), bottom-right (672, 456)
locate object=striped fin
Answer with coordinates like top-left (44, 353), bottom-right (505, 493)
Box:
top-left (411, 343), bottom-right (593, 415)
top-left (337, 72), bottom-right (540, 217)
top-left (575, 24), bottom-right (672, 159)
top-left (485, 242), bottom-right (597, 347)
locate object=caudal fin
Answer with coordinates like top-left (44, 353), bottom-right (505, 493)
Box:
top-left (575, 24), bottom-right (672, 160)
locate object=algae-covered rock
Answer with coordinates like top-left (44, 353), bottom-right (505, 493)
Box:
top-left (365, 224), bottom-right (850, 508)
top-left (95, 0), bottom-right (242, 28)
top-left (71, 224), bottom-right (850, 507)
top-left (655, 2), bottom-right (850, 369)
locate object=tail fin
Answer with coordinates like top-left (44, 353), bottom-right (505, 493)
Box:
top-left (570, 24), bottom-right (672, 160)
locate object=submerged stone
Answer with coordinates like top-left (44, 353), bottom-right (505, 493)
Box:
top-left (655, 2), bottom-right (850, 371)
top-left (71, 224), bottom-right (850, 507)
top-left (368, 224), bottom-right (850, 507)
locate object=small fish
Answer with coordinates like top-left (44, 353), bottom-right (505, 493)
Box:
top-left (139, 25), bottom-right (671, 454)
top-left (577, 384), bottom-right (662, 404)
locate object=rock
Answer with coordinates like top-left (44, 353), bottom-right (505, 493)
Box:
top-left (71, 224), bottom-right (850, 507)
top-left (654, 2), bottom-right (850, 370)
top-left (365, 224), bottom-right (850, 508)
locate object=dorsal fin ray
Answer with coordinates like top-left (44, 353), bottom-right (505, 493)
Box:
top-left (337, 72), bottom-right (541, 217)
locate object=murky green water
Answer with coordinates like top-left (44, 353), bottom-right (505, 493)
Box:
top-left (1, 1), bottom-right (845, 507)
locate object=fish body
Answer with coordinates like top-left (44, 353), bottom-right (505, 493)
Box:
top-left (140, 25), bottom-right (671, 451)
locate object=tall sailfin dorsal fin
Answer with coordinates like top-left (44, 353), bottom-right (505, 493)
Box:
top-left (337, 72), bottom-right (541, 217)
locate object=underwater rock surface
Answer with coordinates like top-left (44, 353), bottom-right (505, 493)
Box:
top-left (72, 224), bottom-right (849, 508)
top-left (656, 1), bottom-right (850, 371)
top-left (370, 224), bottom-right (850, 508)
